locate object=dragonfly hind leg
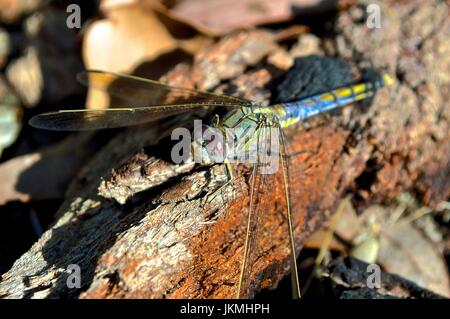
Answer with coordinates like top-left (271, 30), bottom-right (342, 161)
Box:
top-left (278, 124), bottom-right (302, 299)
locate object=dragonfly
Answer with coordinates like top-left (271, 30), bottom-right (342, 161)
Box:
top-left (29, 69), bottom-right (394, 298)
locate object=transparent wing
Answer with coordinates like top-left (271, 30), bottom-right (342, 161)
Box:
top-left (79, 69), bottom-right (252, 108)
top-left (237, 160), bottom-right (269, 298)
top-left (237, 121), bottom-right (303, 299)
top-left (278, 123), bottom-right (301, 299)
top-left (29, 70), bottom-right (253, 131)
top-left (29, 104), bottom-right (238, 131)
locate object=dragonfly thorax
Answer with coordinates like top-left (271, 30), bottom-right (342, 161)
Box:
top-left (191, 106), bottom-right (281, 167)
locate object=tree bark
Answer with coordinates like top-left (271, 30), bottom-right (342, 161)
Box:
top-left (1, 0), bottom-right (449, 299)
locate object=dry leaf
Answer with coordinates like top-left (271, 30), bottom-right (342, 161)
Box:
top-left (0, 133), bottom-right (96, 204)
top-left (84, 1), bottom-right (178, 72)
top-left (83, 0), bottom-right (210, 108)
top-left (378, 222), bottom-right (450, 297)
top-left (167, 0), bottom-right (341, 36)
top-left (6, 8), bottom-right (83, 107)
top-left (170, 0), bottom-right (292, 35)
top-left (0, 0), bottom-right (46, 23)
top-left (304, 228), bottom-right (347, 252)
top-left (334, 200), bottom-right (450, 297)
top-left (0, 27), bottom-right (10, 68)
top-left (0, 76), bottom-right (21, 157)
top-left (333, 196), bottom-right (360, 242)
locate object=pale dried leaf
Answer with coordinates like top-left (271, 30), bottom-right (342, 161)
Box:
top-left (378, 222), bottom-right (450, 297)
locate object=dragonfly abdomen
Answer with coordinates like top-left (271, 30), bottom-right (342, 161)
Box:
top-left (275, 74), bottom-right (393, 128)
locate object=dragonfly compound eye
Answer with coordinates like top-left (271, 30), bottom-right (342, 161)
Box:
top-left (202, 125), bottom-right (227, 163)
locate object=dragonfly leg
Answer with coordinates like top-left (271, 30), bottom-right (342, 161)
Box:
top-left (278, 123), bottom-right (301, 299)
top-left (237, 162), bottom-right (259, 298)
top-left (285, 148), bottom-right (316, 159)
top-left (226, 163), bottom-right (235, 179)
top-left (236, 121), bottom-right (266, 299)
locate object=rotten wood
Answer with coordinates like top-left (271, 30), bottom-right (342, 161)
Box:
top-left (326, 257), bottom-right (446, 299)
top-left (0, 0), bottom-right (449, 299)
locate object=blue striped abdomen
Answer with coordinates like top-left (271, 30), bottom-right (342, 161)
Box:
top-left (275, 74), bottom-right (393, 128)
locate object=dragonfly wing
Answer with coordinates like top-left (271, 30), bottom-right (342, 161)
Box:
top-left (237, 123), bottom-right (278, 298)
top-left (30, 70), bottom-right (254, 131)
top-left (29, 104), bottom-right (231, 131)
top-left (237, 160), bottom-right (270, 298)
top-left (237, 121), bottom-right (303, 298)
top-left (78, 70), bottom-right (252, 108)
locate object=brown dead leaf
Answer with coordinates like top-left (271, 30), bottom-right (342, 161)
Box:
top-left (83, 5), bottom-right (176, 77)
top-left (6, 7), bottom-right (83, 108)
top-left (0, 0), bottom-right (46, 23)
top-left (83, 0), bottom-right (208, 108)
top-left (334, 199), bottom-right (450, 297)
top-left (333, 196), bottom-right (360, 242)
top-left (167, 0), bottom-right (341, 36)
top-left (0, 133), bottom-right (96, 204)
top-left (82, 0), bottom-right (315, 108)
top-left (273, 25), bottom-right (309, 42)
top-left (103, 0), bottom-right (333, 36)
top-left (170, 0), bottom-right (292, 35)
top-left (0, 27), bottom-right (10, 69)
top-left (83, 3), bottom-right (176, 108)
top-left (304, 228), bottom-right (347, 252)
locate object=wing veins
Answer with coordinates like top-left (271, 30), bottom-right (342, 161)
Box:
top-left (79, 69), bottom-right (252, 108)
top-left (29, 103), bottom-right (243, 131)
top-left (237, 121), bottom-right (274, 298)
